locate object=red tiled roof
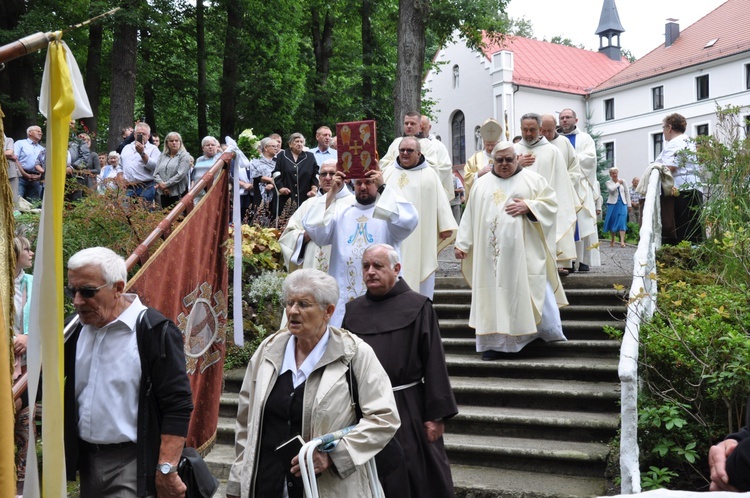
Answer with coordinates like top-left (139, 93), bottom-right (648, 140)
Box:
top-left (595, 0), bottom-right (750, 92)
top-left (481, 34), bottom-right (629, 95)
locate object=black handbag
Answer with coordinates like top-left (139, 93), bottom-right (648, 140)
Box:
top-left (178, 447), bottom-right (220, 498)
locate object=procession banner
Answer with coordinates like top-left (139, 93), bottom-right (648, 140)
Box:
top-left (127, 168), bottom-right (230, 452)
top-left (336, 120), bottom-right (378, 179)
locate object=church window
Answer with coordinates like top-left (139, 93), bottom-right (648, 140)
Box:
top-left (604, 142), bottom-right (614, 166)
top-left (451, 111), bottom-right (466, 165)
top-left (653, 133), bottom-right (664, 161)
top-left (604, 99), bottom-right (615, 121)
top-left (652, 86), bottom-right (664, 110)
top-left (696, 124), bottom-right (709, 136)
top-left (453, 65), bottom-right (460, 89)
top-left (696, 75), bottom-right (709, 101)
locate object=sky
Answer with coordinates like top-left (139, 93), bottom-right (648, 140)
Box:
top-left (506, 0), bottom-right (728, 59)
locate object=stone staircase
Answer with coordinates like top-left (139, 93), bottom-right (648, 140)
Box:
top-left (205, 273), bottom-right (629, 497)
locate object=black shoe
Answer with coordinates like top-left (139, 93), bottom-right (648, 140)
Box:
top-left (482, 350), bottom-right (504, 361)
top-left (578, 263), bottom-right (590, 272)
top-left (568, 264), bottom-right (576, 273)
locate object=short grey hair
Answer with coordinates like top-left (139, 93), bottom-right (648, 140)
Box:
top-left (26, 125), bottom-right (41, 135)
top-left (288, 132), bottom-right (305, 146)
top-left (320, 158), bottom-right (337, 169)
top-left (201, 136), bottom-right (219, 147)
top-left (282, 269), bottom-right (339, 309)
top-left (363, 244), bottom-right (400, 268)
top-left (259, 137), bottom-right (275, 151)
top-left (401, 136), bottom-right (421, 152)
top-left (492, 141), bottom-right (516, 156)
top-left (68, 247), bottom-right (127, 285)
top-left (135, 122), bottom-right (151, 135)
top-left (520, 113), bottom-right (541, 126)
top-left (108, 151), bottom-right (120, 159)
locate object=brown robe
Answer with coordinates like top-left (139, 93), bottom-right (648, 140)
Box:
top-left (342, 278), bottom-right (458, 498)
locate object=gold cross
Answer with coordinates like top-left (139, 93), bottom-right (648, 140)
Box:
top-left (350, 140), bottom-right (363, 155)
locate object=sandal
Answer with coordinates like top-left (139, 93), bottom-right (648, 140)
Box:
top-left (557, 267), bottom-right (569, 276)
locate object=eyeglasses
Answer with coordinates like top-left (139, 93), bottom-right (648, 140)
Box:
top-left (285, 300), bottom-right (318, 310)
top-left (65, 283), bottom-right (110, 299)
top-left (319, 171), bottom-right (336, 177)
top-left (494, 157), bottom-right (516, 164)
top-left (399, 148), bottom-right (416, 154)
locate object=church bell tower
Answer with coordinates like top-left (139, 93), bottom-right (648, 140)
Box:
top-left (595, 0), bottom-right (625, 61)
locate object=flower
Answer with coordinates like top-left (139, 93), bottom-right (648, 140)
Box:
top-left (237, 128), bottom-right (261, 159)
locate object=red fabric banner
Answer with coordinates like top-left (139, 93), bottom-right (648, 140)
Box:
top-left (127, 170), bottom-right (230, 453)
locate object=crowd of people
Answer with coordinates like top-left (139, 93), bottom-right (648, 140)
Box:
top-left (4, 107), bottom-right (718, 497)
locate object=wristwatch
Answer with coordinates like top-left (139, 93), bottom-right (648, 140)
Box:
top-left (157, 462), bottom-right (178, 474)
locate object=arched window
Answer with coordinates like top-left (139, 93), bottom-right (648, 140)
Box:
top-left (453, 65), bottom-right (460, 89)
top-left (451, 111), bottom-right (466, 165)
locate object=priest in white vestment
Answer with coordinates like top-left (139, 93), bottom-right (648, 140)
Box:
top-left (382, 137), bottom-right (457, 298)
top-left (379, 112), bottom-right (455, 202)
top-left (455, 141), bottom-right (568, 359)
top-left (279, 159), bottom-right (351, 272)
top-left (303, 168), bottom-right (419, 327)
top-left (463, 118), bottom-right (502, 200)
top-left (541, 115), bottom-right (598, 272)
top-left (515, 113), bottom-right (578, 271)
top-left (560, 108), bottom-right (601, 269)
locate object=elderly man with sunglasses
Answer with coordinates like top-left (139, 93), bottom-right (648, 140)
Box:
top-left (279, 159), bottom-right (351, 273)
top-left (381, 136), bottom-right (457, 299)
top-left (63, 247), bottom-right (193, 498)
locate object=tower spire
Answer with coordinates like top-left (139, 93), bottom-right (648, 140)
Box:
top-left (595, 0), bottom-right (625, 61)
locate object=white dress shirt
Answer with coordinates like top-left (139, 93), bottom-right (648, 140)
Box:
top-left (75, 294), bottom-right (147, 444)
top-left (280, 328), bottom-right (331, 388)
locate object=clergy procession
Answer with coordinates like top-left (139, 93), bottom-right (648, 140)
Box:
top-left (248, 106), bottom-right (602, 495)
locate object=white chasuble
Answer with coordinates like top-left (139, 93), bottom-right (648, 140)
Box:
top-left (455, 169), bottom-right (568, 352)
top-left (515, 139), bottom-right (578, 262)
top-left (382, 161), bottom-right (457, 297)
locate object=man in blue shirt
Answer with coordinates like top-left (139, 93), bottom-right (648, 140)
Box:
top-left (14, 126), bottom-right (45, 201)
top-left (309, 126), bottom-right (338, 166)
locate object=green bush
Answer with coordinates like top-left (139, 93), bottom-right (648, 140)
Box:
top-left (636, 269), bottom-right (750, 489)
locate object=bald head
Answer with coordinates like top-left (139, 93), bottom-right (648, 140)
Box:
top-left (540, 114), bottom-right (558, 142)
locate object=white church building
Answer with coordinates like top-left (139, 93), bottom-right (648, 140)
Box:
top-left (424, 0), bottom-right (750, 183)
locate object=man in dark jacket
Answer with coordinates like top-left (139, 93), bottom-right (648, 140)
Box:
top-left (710, 396), bottom-right (750, 492)
top-left (63, 247), bottom-right (193, 497)
top-left (342, 243), bottom-right (458, 498)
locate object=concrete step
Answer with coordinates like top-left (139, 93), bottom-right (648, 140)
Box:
top-left (204, 442), bottom-right (234, 481)
top-left (563, 288), bottom-right (628, 307)
top-left (442, 338), bottom-right (621, 358)
top-left (438, 318), bottom-right (625, 340)
top-left (450, 376), bottom-right (620, 412)
top-left (445, 353), bottom-right (619, 383)
top-left (219, 392), bottom-right (239, 418)
top-left (451, 464), bottom-right (606, 498)
top-left (444, 432), bottom-right (610, 477)
top-left (434, 303), bottom-right (626, 321)
top-left (224, 368), bottom-right (246, 394)
top-left (448, 404), bottom-right (619, 442)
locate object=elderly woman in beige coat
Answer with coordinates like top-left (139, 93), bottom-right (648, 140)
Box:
top-left (226, 269), bottom-right (399, 498)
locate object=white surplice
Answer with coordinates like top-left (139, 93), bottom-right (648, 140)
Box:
top-left (303, 186), bottom-right (419, 327)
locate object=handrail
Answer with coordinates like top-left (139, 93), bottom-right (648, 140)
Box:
top-left (618, 168), bottom-right (662, 494)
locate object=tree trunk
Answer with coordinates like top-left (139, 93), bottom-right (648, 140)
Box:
top-left (310, 7), bottom-right (334, 132)
top-left (0, 0), bottom-right (39, 138)
top-left (219, 0), bottom-right (244, 140)
top-left (108, 8), bottom-right (138, 150)
top-left (393, 0), bottom-right (428, 136)
top-left (141, 27), bottom-right (156, 134)
top-left (361, 0), bottom-right (374, 114)
top-left (196, 0), bottom-right (208, 140)
top-left (82, 21), bottom-right (103, 138)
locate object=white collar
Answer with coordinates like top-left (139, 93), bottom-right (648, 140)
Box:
top-left (280, 328), bottom-right (331, 388)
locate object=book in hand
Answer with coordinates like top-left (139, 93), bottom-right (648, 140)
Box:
top-left (275, 434), bottom-right (305, 466)
top-left (336, 120), bottom-right (378, 179)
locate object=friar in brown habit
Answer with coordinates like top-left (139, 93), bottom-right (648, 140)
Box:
top-left (342, 243), bottom-right (458, 498)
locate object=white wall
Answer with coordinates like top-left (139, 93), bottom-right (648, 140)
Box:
top-left (591, 54), bottom-right (750, 182)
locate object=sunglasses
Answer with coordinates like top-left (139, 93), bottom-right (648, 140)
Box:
top-left (65, 283), bottom-right (110, 299)
top-left (399, 148), bottom-right (416, 154)
top-left (494, 157), bottom-right (516, 164)
top-left (319, 172), bottom-right (336, 177)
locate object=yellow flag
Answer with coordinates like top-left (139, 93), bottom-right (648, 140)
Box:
top-left (25, 32), bottom-right (77, 498)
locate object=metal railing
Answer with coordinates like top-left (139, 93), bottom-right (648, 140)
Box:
top-left (618, 167), bottom-right (662, 494)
